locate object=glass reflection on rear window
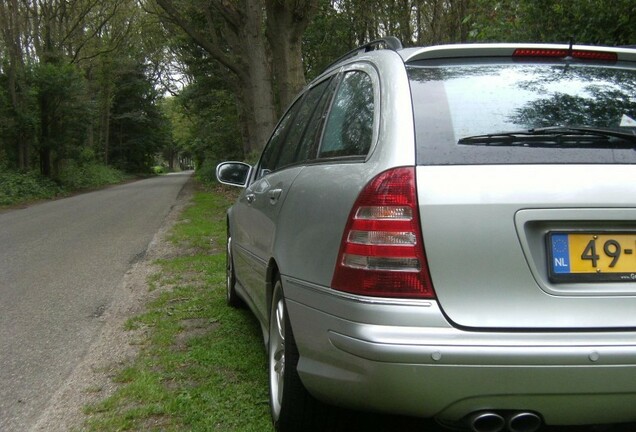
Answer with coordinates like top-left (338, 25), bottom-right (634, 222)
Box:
top-left (408, 61), bottom-right (636, 165)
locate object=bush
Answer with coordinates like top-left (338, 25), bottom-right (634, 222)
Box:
top-left (0, 170), bottom-right (63, 206)
top-left (57, 161), bottom-right (127, 190)
top-left (195, 159), bottom-right (219, 184)
top-left (0, 162), bottom-right (129, 206)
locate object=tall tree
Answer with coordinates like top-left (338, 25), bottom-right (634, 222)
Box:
top-left (0, 0), bottom-right (173, 176)
top-left (108, 59), bottom-right (169, 172)
top-left (265, 0), bottom-right (318, 108)
top-left (332, 0), bottom-right (471, 47)
top-left (153, 0), bottom-right (319, 154)
top-left (0, 0), bottom-right (31, 170)
top-left (468, 0), bottom-right (636, 44)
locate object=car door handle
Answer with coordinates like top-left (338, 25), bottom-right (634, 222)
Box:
top-left (246, 193), bottom-right (256, 204)
top-left (268, 189), bottom-right (282, 204)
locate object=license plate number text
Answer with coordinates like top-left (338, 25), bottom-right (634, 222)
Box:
top-left (549, 232), bottom-right (636, 282)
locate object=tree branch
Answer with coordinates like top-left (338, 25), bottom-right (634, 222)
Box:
top-left (209, 0), bottom-right (242, 31)
top-left (154, 0), bottom-right (246, 81)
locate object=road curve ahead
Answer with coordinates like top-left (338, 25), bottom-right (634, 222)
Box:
top-left (0, 172), bottom-right (192, 431)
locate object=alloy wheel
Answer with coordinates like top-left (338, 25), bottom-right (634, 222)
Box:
top-left (269, 292), bottom-right (286, 420)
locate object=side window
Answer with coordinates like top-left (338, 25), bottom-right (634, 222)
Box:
top-left (276, 78), bottom-right (332, 169)
top-left (297, 77), bottom-right (339, 161)
top-left (319, 71), bottom-right (375, 158)
top-left (257, 99), bottom-right (303, 179)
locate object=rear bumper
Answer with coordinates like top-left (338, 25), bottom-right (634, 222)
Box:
top-left (283, 276), bottom-right (636, 425)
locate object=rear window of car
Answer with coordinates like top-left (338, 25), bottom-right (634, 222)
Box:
top-left (408, 59), bottom-right (636, 165)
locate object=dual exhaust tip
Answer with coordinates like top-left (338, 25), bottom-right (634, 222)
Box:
top-left (467, 411), bottom-right (542, 432)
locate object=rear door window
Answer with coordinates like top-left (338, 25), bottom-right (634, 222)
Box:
top-left (276, 78), bottom-right (333, 169)
top-left (296, 77), bottom-right (339, 162)
top-left (256, 77), bottom-right (334, 179)
top-left (257, 99), bottom-right (302, 178)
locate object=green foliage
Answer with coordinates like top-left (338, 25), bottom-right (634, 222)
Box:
top-left (32, 60), bottom-right (93, 167)
top-left (0, 1), bottom-right (177, 177)
top-left (0, 83), bottom-right (12, 164)
top-left (152, 165), bottom-right (166, 174)
top-left (2, 0), bottom-right (636, 200)
top-left (468, 0), bottom-right (636, 45)
top-left (194, 158), bottom-right (218, 185)
top-left (108, 60), bottom-right (172, 173)
top-left (0, 64), bottom-right (39, 171)
top-left (0, 170), bottom-right (63, 206)
top-left (159, 97), bottom-right (193, 171)
top-left (56, 161), bottom-right (127, 190)
top-left (0, 161), bottom-right (128, 206)
top-left (303, 0), bottom-right (353, 80)
top-left (172, 61), bottom-right (243, 180)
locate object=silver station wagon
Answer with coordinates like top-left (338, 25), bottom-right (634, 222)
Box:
top-left (216, 39), bottom-right (636, 432)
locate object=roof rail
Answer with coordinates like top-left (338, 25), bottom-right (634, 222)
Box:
top-left (365, 36), bottom-right (403, 52)
top-left (324, 36), bottom-right (403, 72)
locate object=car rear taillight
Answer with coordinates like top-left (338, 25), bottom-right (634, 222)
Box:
top-left (513, 48), bottom-right (617, 61)
top-left (331, 167), bottom-right (435, 298)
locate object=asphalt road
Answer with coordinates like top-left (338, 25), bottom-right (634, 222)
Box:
top-left (0, 172), bottom-right (192, 431)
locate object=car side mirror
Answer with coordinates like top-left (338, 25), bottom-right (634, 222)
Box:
top-left (216, 162), bottom-right (252, 187)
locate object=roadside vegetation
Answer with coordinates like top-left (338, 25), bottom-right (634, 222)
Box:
top-left (0, 168), bottom-right (62, 206)
top-left (0, 163), bottom-right (128, 207)
top-left (3, 1), bottom-right (634, 193)
top-left (82, 182), bottom-right (273, 432)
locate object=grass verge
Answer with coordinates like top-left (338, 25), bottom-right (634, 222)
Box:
top-left (83, 182), bottom-right (273, 432)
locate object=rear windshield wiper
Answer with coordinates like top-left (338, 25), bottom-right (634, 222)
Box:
top-left (458, 126), bottom-right (636, 148)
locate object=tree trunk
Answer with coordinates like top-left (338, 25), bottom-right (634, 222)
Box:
top-left (1, 0), bottom-right (30, 170)
top-left (39, 71), bottom-right (52, 178)
top-left (398, 0), bottom-right (412, 44)
top-left (7, 60), bottom-right (30, 171)
top-left (38, 1), bottom-right (54, 177)
top-left (265, 0), bottom-right (318, 111)
top-left (240, 0), bottom-right (277, 153)
top-left (101, 84), bottom-right (112, 164)
top-left (155, 0), bottom-right (279, 154)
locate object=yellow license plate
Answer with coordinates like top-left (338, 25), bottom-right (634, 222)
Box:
top-left (549, 232), bottom-right (636, 282)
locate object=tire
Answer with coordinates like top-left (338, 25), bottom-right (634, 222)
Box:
top-left (269, 277), bottom-right (334, 432)
top-left (225, 234), bottom-right (243, 308)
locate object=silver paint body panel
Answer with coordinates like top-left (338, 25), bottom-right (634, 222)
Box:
top-left (224, 43), bottom-right (636, 425)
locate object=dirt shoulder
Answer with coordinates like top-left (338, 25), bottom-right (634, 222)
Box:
top-left (30, 178), bottom-right (195, 432)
